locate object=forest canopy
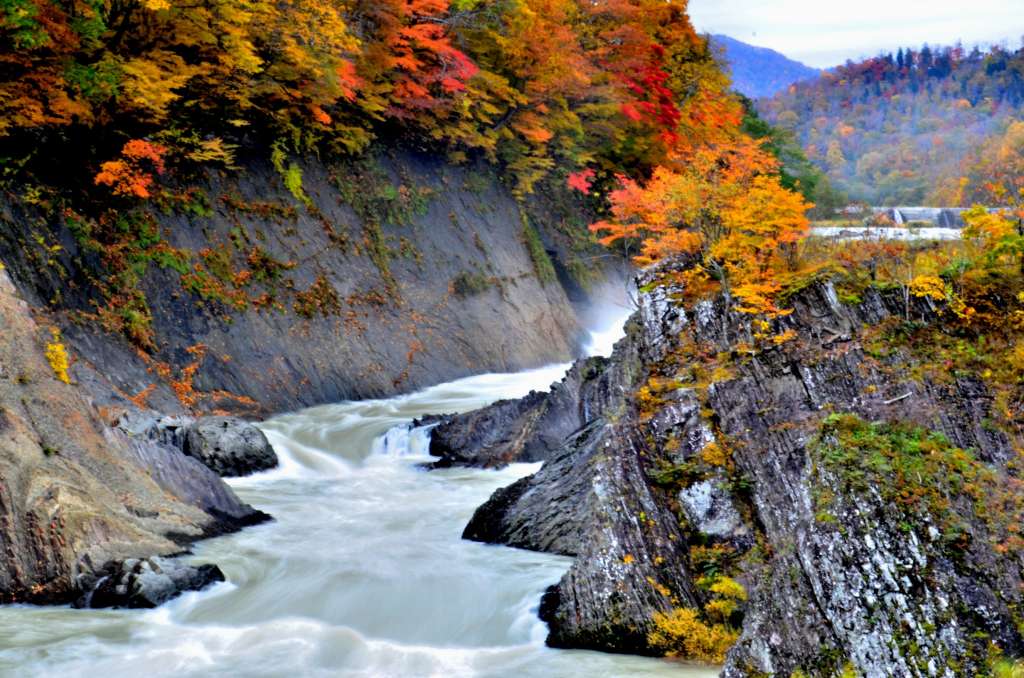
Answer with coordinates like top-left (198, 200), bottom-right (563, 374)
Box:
top-left (758, 42), bottom-right (1024, 207)
top-left (0, 0), bottom-right (736, 196)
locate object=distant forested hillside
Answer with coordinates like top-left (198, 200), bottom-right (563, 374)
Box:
top-left (758, 44), bottom-right (1024, 206)
top-left (711, 35), bottom-right (820, 99)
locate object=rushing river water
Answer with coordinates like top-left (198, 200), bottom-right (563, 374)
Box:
top-left (0, 308), bottom-right (717, 678)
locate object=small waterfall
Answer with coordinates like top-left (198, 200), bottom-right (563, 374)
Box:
top-left (371, 422), bottom-right (437, 457)
top-left (891, 209), bottom-right (905, 225)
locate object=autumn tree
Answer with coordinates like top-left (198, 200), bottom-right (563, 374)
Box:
top-left (589, 134), bottom-right (812, 318)
top-left (963, 206), bottom-right (1024, 275)
top-left (712, 175), bottom-right (811, 316)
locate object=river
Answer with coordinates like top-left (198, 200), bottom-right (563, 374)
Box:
top-left (0, 307), bottom-right (717, 678)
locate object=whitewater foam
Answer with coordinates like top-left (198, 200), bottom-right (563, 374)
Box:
top-left (0, 304), bottom-right (717, 678)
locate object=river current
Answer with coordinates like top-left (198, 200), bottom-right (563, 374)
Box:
top-left (0, 308), bottom-right (717, 678)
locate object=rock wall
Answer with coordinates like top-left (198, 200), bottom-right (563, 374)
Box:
top-left (429, 262), bottom-right (1024, 676)
top-left (0, 148), bottom-right (625, 416)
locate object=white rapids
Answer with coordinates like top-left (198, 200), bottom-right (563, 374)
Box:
top-left (0, 302), bottom-right (718, 678)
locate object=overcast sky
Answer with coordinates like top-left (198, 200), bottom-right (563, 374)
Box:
top-left (688, 1), bottom-right (1024, 68)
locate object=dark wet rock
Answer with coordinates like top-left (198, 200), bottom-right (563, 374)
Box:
top-left (181, 417), bottom-right (277, 477)
top-left (454, 261), bottom-right (1024, 676)
top-left (426, 345), bottom-right (639, 469)
top-left (75, 557), bottom-right (225, 609)
top-left (466, 417), bottom-right (700, 654)
top-left (426, 390), bottom-right (554, 468)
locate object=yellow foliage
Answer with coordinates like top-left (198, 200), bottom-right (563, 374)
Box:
top-left (705, 598), bottom-right (737, 622)
top-left (1009, 344), bottom-right (1024, 380)
top-left (45, 329), bottom-right (71, 384)
top-left (184, 137), bottom-right (237, 167)
top-left (119, 51), bottom-right (201, 120)
top-left (909, 275), bottom-right (946, 301)
top-left (701, 442), bottom-right (730, 468)
top-left (648, 607), bottom-right (739, 663)
top-left (709, 575), bottom-right (747, 601)
top-left (646, 576), bottom-right (672, 598)
top-left (772, 329), bottom-right (798, 345)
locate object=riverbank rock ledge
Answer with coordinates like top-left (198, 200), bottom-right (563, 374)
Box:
top-left (0, 267), bottom-right (267, 606)
top-left (441, 260), bottom-right (1024, 676)
top-left (74, 557), bottom-right (225, 609)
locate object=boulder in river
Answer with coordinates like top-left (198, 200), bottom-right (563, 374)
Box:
top-left (75, 557), bottom-right (225, 609)
top-left (424, 351), bottom-right (639, 469)
top-left (181, 417), bottom-right (278, 477)
top-left (121, 413), bottom-right (278, 478)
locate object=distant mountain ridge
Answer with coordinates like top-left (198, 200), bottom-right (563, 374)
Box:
top-left (710, 34), bottom-right (821, 99)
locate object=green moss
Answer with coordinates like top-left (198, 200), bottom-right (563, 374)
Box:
top-left (452, 270), bottom-right (492, 297)
top-left (990, 658), bottom-right (1024, 678)
top-left (333, 156), bottom-right (434, 227)
top-left (648, 458), bottom-right (705, 492)
top-left (812, 413), bottom-right (1021, 553)
top-left (271, 141), bottom-right (312, 208)
top-left (462, 172), bottom-right (490, 194)
top-left (363, 222), bottom-right (397, 295)
top-left (246, 246), bottom-right (292, 283)
top-left (566, 255), bottom-right (595, 291)
top-left (520, 210), bottom-right (556, 286)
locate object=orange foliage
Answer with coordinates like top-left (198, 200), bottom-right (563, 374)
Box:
top-left (591, 126), bottom-right (813, 317)
top-left (94, 140), bottom-right (167, 198)
top-left (169, 344), bottom-right (207, 408)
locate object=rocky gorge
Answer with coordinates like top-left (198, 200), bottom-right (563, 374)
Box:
top-left (0, 148), bottom-right (1020, 675)
top-left (0, 150), bottom-right (620, 417)
top-left (0, 149), bottom-right (622, 612)
top-left (423, 260), bottom-right (1024, 676)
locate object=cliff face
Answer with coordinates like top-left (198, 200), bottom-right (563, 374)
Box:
top-left (430, 261), bottom-right (1024, 676)
top-left (0, 149), bottom-right (621, 416)
top-left (0, 266), bottom-right (265, 605)
top-left (0, 148), bottom-right (625, 606)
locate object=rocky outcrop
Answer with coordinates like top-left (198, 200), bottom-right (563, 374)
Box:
top-left (74, 557), bottom-right (225, 609)
top-left (465, 414), bottom-right (702, 654)
top-left (121, 414), bottom-right (277, 477)
top-left (0, 147), bottom-right (629, 612)
top-left (424, 352), bottom-right (631, 468)
top-left (443, 261), bottom-right (1024, 676)
top-left (0, 266), bottom-right (264, 606)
